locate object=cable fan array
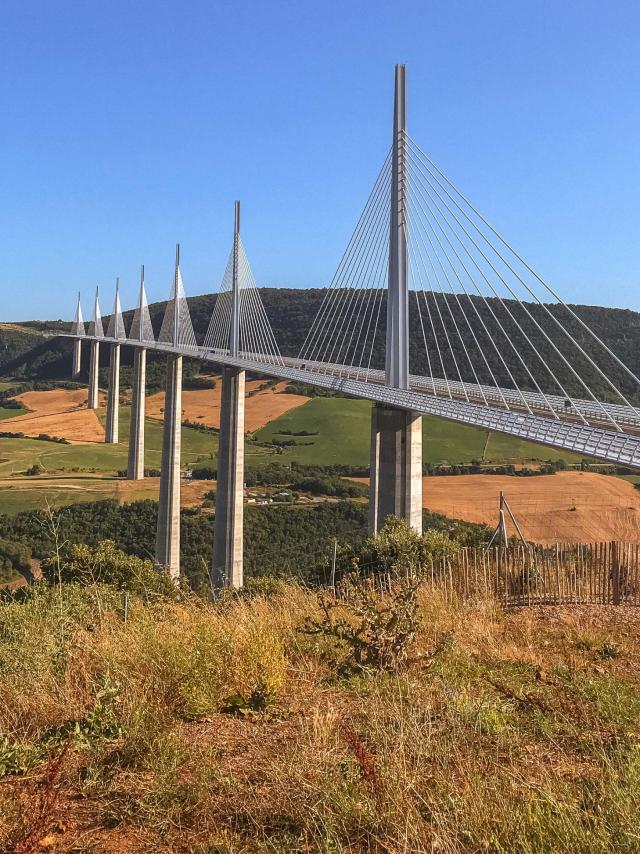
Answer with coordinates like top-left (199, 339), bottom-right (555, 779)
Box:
top-left (76, 243), bottom-right (282, 366)
top-left (203, 238), bottom-right (283, 365)
top-left (299, 133), bottom-right (640, 432)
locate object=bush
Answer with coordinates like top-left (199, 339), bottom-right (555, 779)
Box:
top-left (43, 540), bottom-right (179, 599)
top-left (0, 539), bottom-right (31, 581)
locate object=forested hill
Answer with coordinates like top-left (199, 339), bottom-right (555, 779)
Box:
top-left (3, 288), bottom-right (640, 402)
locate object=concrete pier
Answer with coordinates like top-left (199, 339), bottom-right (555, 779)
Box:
top-left (105, 343), bottom-right (120, 444)
top-left (127, 348), bottom-right (147, 480)
top-left (72, 339), bottom-right (82, 379)
top-left (87, 341), bottom-right (100, 409)
top-left (212, 366), bottom-right (245, 589)
top-left (369, 403), bottom-right (423, 535)
top-left (155, 354), bottom-right (182, 580)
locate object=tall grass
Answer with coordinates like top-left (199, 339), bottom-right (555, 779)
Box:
top-left (1, 581), bottom-right (639, 851)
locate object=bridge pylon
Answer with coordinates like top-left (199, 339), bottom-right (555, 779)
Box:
top-left (212, 201), bottom-right (245, 590)
top-left (370, 64), bottom-right (423, 535)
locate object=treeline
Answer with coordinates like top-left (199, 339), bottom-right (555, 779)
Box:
top-left (5, 289), bottom-right (640, 403)
top-left (0, 499), bottom-right (489, 590)
top-left (191, 462), bottom-right (370, 484)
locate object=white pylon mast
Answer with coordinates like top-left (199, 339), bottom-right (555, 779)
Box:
top-left (385, 63), bottom-right (409, 389)
top-left (230, 200), bottom-right (240, 357)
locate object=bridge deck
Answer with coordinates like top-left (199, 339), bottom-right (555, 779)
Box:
top-left (63, 333), bottom-right (640, 470)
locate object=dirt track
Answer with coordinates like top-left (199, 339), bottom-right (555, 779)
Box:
top-left (3, 389), bottom-right (105, 443)
top-left (145, 379), bottom-right (309, 433)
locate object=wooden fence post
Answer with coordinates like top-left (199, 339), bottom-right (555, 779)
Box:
top-left (612, 541), bottom-right (621, 606)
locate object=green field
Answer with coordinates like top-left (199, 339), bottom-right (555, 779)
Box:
top-left (0, 394), bottom-right (591, 516)
top-left (254, 398), bottom-right (588, 466)
top-left (0, 404), bottom-right (28, 421)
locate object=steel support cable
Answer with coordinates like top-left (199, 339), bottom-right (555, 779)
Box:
top-left (407, 200), bottom-right (496, 408)
top-left (365, 284), bottom-right (386, 382)
top-left (407, 211), bottom-right (486, 404)
top-left (299, 152), bottom-right (392, 361)
top-left (404, 219), bottom-right (453, 398)
top-left (408, 158), bottom-right (589, 424)
top-left (405, 213), bottom-right (470, 401)
top-left (407, 136), bottom-right (640, 398)
top-left (411, 288), bottom-right (437, 395)
top-left (204, 252), bottom-right (234, 351)
top-left (349, 205), bottom-right (390, 378)
top-left (239, 243), bottom-right (284, 364)
top-left (211, 258), bottom-right (235, 350)
top-left (237, 249), bottom-right (267, 361)
top-left (300, 155), bottom-right (391, 359)
top-left (407, 149), bottom-right (623, 431)
top-left (206, 288), bottom-right (231, 352)
top-left (408, 163), bottom-right (561, 417)
top-left (249, 279), bottom-right (284, 364)
top-left (310, 163), bottom-right (392, 371)
top-left (238, 250), bottom-right (272, 363)
top-left (324, 185), bottom-right (391, 373)
top-left (407, 137), bottom-right (640, 422)
top-left (210, 288), bottom-right (232, 352)
top-left (314, 169), bottom-right (391, 373)
top-left (408, 175), bottom-right (527, 412)
top-left (349, 215), bottom-right (390, 377)
top-left (302, 157), bottom-right (391, 367)
top-left (407, 173), bottom-right (513, 408)
top-left (335, 219), bottom-right (388, 372)
top-left (238, 256), bottom-right (263, 362)
top-left (407, 198), bottom-right (485, 404)
top-left (238, 277), bottom-right (257, 360)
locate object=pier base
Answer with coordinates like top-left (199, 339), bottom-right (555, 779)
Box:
top-left (369, 404), bottom-right (422, 535)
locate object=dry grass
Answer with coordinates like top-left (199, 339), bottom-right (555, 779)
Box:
top-left (145, 379), bottom-right (309, 433)
top-left (352, 471), bottom-right (640, 544)
top-left (2, 389), bottom-right (106, 444)
top-left (1, 582), bottom-right (640, 852)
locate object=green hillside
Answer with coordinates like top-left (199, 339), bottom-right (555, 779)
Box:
top-left (4, 289), bottom-right (640, 403)
top-left (255, 397), bottom-right (585, 467)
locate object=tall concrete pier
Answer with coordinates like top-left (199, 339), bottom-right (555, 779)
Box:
top-left (369, 404), bottom-right (422, 534)
top-left (127, 347), bottom-right (147, 479)
top-left (155, 248), bottom-right (184, 581)
top-left (369, 64), bottom-right (423, 534)
top-left (213, 202), bottom-right (245, 589)
top-left (105, 344), bottom-right (120, 443)
top-left (87, 341), bottom-right (100, 409)
top-left (155, 352), bottom-right (182, 580)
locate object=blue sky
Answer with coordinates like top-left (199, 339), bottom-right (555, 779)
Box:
top-left (2, 0), bottom-right (639, 320)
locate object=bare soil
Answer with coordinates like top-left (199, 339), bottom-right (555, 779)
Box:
top-left (145, 379), bottom-right (309, 432)
top-left (352, 471), bottom-right (640, 544)
top-left (2, 389), bottom-right (105, 443)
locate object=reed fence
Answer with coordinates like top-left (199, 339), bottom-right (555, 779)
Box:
top-left (424, 542), bottom-right (640, 606)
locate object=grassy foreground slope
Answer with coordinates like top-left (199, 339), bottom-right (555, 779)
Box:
top-left (256, 397), bottom-right (587, 466)
top-left (1, 578), bottom-right (639, 851)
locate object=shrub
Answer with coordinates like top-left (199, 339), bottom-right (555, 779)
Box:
top-left (43, 540), bottom-right (178, 599)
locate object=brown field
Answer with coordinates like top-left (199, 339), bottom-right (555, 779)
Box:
top-left (145, 379), bottom-right (309, 432)
top-left (2, 389), bottom-right (105, 443)
top-left (352, 471), bottom-right (640, 544)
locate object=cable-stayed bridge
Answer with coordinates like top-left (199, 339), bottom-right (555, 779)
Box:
top-left (63, 66), bottom-right (640, 585)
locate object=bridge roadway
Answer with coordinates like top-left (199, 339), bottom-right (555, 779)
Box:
top-left (64, 332), bottom-right (640, 469)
